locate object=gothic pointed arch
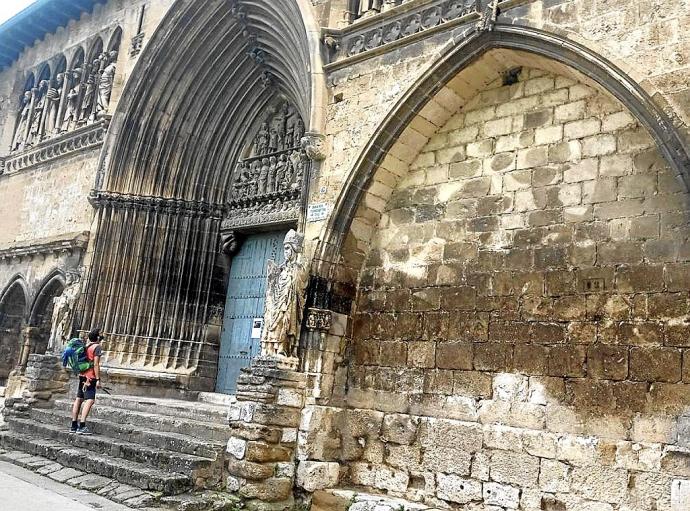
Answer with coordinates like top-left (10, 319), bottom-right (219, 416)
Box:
top-left (29, 270), bottom-right (67, 356)
top-left (312, 25), bottom-right (690, 305)
top-left (78, 0), bottom-right (326, 388)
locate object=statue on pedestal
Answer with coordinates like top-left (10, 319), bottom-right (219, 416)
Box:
top-left (11, 91), bottom-right (32, 151)
top-left (97, 51), bottom-right (118, 116)
top-left (44, 74), bottom-right (64, 136)
top-left (260, 230), bottom-right (306, 359)
top-left (47, 271), bottom-right (82, 353)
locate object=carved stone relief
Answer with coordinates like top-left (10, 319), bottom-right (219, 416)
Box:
top-left (222, 101), bottom-right (310, 230)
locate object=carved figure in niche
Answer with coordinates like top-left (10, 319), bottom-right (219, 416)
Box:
top-left (268, 126), bottom-right (279, 153)
top-left (284, 122), bottom-right (295, 149)
top-left (248, 160), bottom-right (260, 195)
top-left (291, 158), bottom-right (305, 191)
top-left (295, 118), bottom-right (305, 144)
top-left (44, 74), bottom-right (64, 136)
top-left (62, 69), bottom-right (82, 132)
top-left (47, 271), bottom-right (82, 354)
top-left (261, 230), bottom-right (306, 359)
top-left (275, 154), bottom-right (288, 190)
top-left (267, 156), bottom-right (278, 193)
top-left (358, 0), bottom-right (383, 16)
top-left (79, 73), bottom-right (96, 125)
top-left (255, 122), bottom-right (269, 155)
top-left (257, 157), bottom-right (270, 195)
top-left (97, 50), bottom-right (118, 116)
top-left (27, 81), bottom-right (48, 145)
top-left (233, 163), bottom-right (251, 197)
top-left (11, 91), bottom-right (32, 151)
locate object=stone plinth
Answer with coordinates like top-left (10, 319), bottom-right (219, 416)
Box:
top-left (226, 357), bottom-right (307, 510)
top-left (3, 354), bottom-right (69, 420)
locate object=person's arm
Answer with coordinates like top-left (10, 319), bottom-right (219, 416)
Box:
top-left (94, 351), bottom-right (102, 388)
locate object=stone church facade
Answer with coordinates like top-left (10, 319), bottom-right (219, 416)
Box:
top-left (1, 0), bottom-right (690, 510)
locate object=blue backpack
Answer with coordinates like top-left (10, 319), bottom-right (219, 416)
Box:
top-left (61, 338), bottom-right (94, 375)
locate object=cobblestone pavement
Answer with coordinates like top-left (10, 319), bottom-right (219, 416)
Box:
top-left (0, 460), bottom-right (134, 511)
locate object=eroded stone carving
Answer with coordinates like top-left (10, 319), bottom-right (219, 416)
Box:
top-left (28, 81), bottom-right (48, 146)
top-left (97, 50), bottom-right (118, 116)
top-left (47, 270), bottom-right (82, 354)
top-left (62, 69), bottom-right (82, 132)
top-left (11, 91), bottom-right (32, 152)
top-left (44, 74), bottom-right (64, 136)
top-left (338, 0), bottom-right (479, 61)
top-left (260, 229), bottom-right (307, 359)
top-left (301, 132), bottom-right (327, 161)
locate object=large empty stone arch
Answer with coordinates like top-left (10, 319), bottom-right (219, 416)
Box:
top-left (77, 0), bottom-right (326, 388)
top-left (313, 25), bottom-right (690, 298)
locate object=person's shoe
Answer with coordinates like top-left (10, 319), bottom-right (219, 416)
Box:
top-left (76, 426), bottom-right (93, 435)
top-left (69, 425), bottom-right (78, 433)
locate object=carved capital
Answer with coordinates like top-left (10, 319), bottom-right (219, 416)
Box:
top-left (305, 307), bottom-right (332, 334)
top-left (300, 132), bottom-right (327, 161)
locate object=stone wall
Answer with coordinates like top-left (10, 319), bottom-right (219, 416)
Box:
top-left (310, 67), bottom-right (690, 510)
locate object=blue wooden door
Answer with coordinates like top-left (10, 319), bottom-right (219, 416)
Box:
top-left (216, 231), bottom-right (287, 394)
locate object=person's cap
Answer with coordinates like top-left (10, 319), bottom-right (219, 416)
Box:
top-left (88, 328), bottom-right (104, 342)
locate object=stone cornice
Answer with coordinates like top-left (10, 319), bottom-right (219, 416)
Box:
top-left (0, 118), bottom-right (109, 176)
top-left (323, 0), bottom-right (528, 71)
top-left (0, 231), bottom-right (89, 261)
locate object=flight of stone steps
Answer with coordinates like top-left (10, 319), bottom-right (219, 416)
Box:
top-left (0, 392), bottom-right (236, 509)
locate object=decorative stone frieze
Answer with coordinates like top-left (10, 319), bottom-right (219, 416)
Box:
top-left (324, 0), bottom-right (480, 67)
top-left (305, 308), bottom-right (333, 334)
top-left (0, 232), bottom-right (89, 262)
top-left (1, 119), bottom-right (108, 175)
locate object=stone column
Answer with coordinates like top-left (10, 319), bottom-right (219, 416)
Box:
top-left (225, 357), bottom-right (307, 510)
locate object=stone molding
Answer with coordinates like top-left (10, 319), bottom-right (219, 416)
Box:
top-left (0, 232), bottom-right (89, 262)
top-left (89, 190), bottom-right (225, 218)
top-left (1, 119), bottom-right (109, 176)
top-left (323, 0), bottom-right (481, 69)
top-left (305, 308), bottom-right (333, 334)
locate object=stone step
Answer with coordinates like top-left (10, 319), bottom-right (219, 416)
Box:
top-left (5, 417), bottom-right (220, 483)
top-left (0, 449), bottom-right (161, 508)
top-left (0, 430), bottom-right (193, 495)
top-left (197, 392), bottom-right (237, 407)
top-left (30, 407), bottom-right (224, 459)
top-left (52, 399), bottom-right (231, 442)
top-left (87, 394), bottom-right (230, 425)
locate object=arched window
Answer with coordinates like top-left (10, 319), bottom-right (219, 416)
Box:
top-left (29, 273), bottom-right (66, 357)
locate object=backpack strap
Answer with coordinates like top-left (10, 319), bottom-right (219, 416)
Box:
top-left (86, 343), bottom-right (100, 361)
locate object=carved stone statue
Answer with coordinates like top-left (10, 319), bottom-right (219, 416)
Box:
top-left (62, 69), bottom-right (82, 132)
top-left (79, 73), bottom-right (96, 124)
top-left (257, 157), bottom-right (269, 194)
top-left (295, 118), bottom-right (305, 145)
top-left (27, 81), bottom-right (48, 146)
top-left (47, 271), bottom-right (82, 353)
top-left (268, 126), bottom-right (279, 153)
top-left (97, 50), bottom-right (118, 116)
top-left (275, 154), bottom-right (288, 190)
top-left (11, 91), bottom-right (32, 151)
top-left (260, 230), bottom-right (306, 359)
top-left (255, 122), bottom-right (269, 156)
top-left (267, 155), bottom-right (277, 193)
top-left (44, 74), bottom-right (63, 136)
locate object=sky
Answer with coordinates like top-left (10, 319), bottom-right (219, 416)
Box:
top-left (0, 0), bottom-right (38, 25)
